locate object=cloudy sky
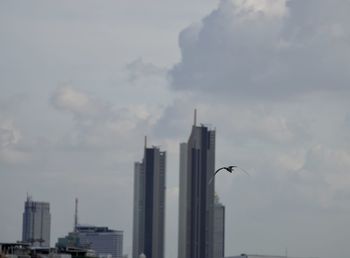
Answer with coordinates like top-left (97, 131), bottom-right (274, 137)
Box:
top-left (1, 1), bottom-right (350, 258)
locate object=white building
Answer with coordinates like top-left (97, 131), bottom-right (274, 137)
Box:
top-left (76, 225), bottom-right (123, 258)
top-left (22, 196), bottom-right (51, 247)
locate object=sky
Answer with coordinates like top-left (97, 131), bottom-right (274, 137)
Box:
top-left (1, 1), bottom-right (350, 258)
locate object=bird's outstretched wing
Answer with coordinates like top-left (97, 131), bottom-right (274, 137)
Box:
top-left (208, 165), bottom-right (250, 185)
top-left (213, 167), bottom-right (226, 177)
top-left (236, 166), bottom-right (250, 176)
top-left (209, 166), bottom-right (234, 184)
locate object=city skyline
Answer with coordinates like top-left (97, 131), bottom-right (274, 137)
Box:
top-left (1, 1), bottom-right (350, 258)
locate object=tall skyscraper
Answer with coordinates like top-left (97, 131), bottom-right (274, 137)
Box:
top-left (178, 112), bottom-right (216, 258)
top-left (22, 196), bottom-right (51, 247)
top-left (132, 138), bottom-right (166, 258)
top-left (213, 196), bottom-right (225, 258)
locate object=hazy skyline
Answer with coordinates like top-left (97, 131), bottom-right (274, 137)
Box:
top-left (1, 1), bottom-right (350, 258)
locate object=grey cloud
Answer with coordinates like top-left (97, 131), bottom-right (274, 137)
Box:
top-left (152, 98), bottom-right (195, 139)
top-left (0, 95), bottom-right (27, 149)
top-left (0, 115), bottom-right (30, 165)
top-left (0, 121), bottom-right (20, 148)
top-left (217, 144), bottom-right (350, 258)
top-left (302, 145), bottom-right (350, 174)
top-left (276, 144), bottom-right (350, 212)
top-left (125, 58), bottom-right (166, 83)
top-left (169, 0), bottom-right (350, 99)
top-left (50, 85), bottom-right (152, 150)
top-left (153, 96), bottom-right (310, 146)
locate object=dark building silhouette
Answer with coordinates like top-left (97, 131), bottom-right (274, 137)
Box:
top-left (133, 138), bottom-right (166, 258)
top-left (178, 112), bottom-right (216, 258)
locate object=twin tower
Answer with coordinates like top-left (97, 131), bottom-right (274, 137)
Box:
top-left (132, 113), bottom-right (224, 258)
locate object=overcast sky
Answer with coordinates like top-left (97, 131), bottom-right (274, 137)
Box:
top-left (1, 1), bottom-right (350, 258)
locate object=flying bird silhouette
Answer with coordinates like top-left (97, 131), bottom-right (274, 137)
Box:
top-left (208, 165), bottom-right (249, 184)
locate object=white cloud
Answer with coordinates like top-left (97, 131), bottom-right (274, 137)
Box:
top-left (233, 0), bottom-right (287, 19)
top-left (0, 119), bottom-right (21, 148)
top-left (51, 86), bottom-right (108, 118)
top-left (50, 85), bottom-right (154, 151)
top-left (0, 116), bottom-right (31, 165)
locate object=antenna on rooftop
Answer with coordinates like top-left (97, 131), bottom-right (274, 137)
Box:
top-left (74, 198), bottom-right (79, 232)
top-left (194, 109), bottom-right (197, 126)
top-left (144, 136), bottom-right (147, 149)
top-left (26, 192), bottom-right (32, 202)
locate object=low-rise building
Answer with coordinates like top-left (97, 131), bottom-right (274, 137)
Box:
top-left (57, 225), bottom-right (123, 258)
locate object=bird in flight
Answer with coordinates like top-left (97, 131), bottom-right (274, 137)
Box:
top-left (209, 165), bottom-right (249, 184)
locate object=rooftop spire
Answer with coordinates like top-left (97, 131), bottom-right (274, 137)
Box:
top-left (194, 109), bottom-right (197, 126)
top-left (74, 198), bottom-right (79, 232)
top-left (144, 136), bottom-right (147, 149)
top-left (26, 193), bottom-right (32, 202)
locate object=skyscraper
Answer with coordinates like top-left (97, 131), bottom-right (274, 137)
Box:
top-left (132, 138), bottom-right (166, 258)
top-left (213, 196), bottom-right (225, 258)
top-left (22, 196), bottom-right (51, 247)
top-left (178, 112), bottom-right (216, 258)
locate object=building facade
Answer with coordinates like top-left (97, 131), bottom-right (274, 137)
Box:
top-left (178, 143), bottom-right (188, 258)
top-left (178, 121), bottom-right (216, 258)
top-left (132, 140), bottom-right (166, 258)
top-left (22, 196), bottom-right (51, 247)
top-left (75, 225), bottom-right (123, 258)
top-left (213, 196), bottom-right (225, 258)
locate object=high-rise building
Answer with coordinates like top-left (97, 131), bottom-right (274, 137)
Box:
top-left (178, 112), bottom-right (216, 258)
top-left (213, 196), bottom-right (225, 258)
top-left (22, 196), bottom-right (51, 247)
top-left (132, 138), bottom-right (166, 258)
